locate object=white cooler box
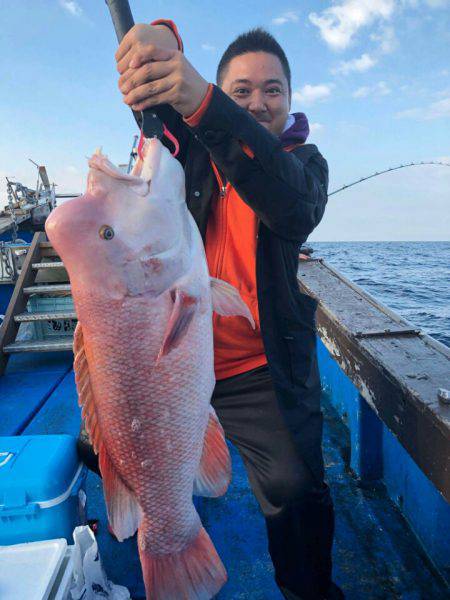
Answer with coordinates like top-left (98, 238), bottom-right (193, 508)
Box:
top-left (0, 538), bottom-right (74, 600)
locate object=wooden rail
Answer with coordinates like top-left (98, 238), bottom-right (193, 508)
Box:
top-left (298, 258), bottom-right (450, 502)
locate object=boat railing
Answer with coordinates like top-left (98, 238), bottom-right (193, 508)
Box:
top-left (297, 255), bottom-right (449, 583)
top-left (298, 255), bottom-right (449, 500)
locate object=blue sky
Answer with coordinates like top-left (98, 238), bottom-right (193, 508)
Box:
top-left (0, 0), bottom-right (449, 240)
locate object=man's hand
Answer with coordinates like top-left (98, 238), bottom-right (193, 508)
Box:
top-left (116, 24), bottom-right (209, 118)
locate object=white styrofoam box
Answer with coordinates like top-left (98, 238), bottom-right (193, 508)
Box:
top-left (0, 538), bottom-right (67, 600)
top-left (48, 546), bottom-right (75, 600)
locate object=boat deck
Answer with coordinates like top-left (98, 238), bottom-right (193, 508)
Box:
top-left (0, 214), bottom-right (30, 237)
top-left (1, 351), bottom-right (448, 599)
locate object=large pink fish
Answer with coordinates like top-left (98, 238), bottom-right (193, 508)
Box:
top-left (45, 138), bottom-right (254, 599)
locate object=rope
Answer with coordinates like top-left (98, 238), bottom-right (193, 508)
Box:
top-left (162, 124), bottom-right (180, 157)
top-left (137, 123), bottom-right (180, 161)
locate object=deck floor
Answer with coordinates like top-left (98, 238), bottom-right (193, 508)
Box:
top-left (2, 352), bottom-right (449, 599)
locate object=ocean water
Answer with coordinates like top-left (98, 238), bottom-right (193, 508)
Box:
top-left (311, 241), bottom-right (450, 349)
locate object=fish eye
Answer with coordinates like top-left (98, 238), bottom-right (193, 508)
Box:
top-left (99, 225), bottom-right (114, 240)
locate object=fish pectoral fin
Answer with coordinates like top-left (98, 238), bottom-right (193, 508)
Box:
top-left (157, 288), bottom-right (199, 361)
top-left (73, 323), bottom-right (101, 454)
top-left (210, 277), bottom-right (255, 329)
top-left (99, 444), bottom-right (143, 542)
top-left (193, 406), bottom-right (231, 497)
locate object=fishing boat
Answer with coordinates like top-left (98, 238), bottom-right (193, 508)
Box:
top-left (0, 213), bottom-right (449, 598)
top-left (0, 162), bottom-right (76, 318)
top-left (1, 1), bottom-right (449, 595)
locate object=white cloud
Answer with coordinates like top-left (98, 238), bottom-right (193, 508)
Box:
top-left (353, 81), bottom-right (391, 97)
top-left (435, 86), bottom-right (450, 98)
top-left (309, 0), bottom-right (395, 51)
top-left (332, 53), bottom-right (377, 75)
top-left (370, 25), bottom-right (397, 53)
top-left (422, 0), bottom-right (450, 7)
top-left (272, 11), bottom-right (299, 25)
top-left (375, 81), bottom-right (391, 95)
top-left (308, 0), bottom-right (449, 53)
top-left (396, 96), bottom-right (450, 119)
top-left (402, 0), bottom-right (450, 7)
top-left (59, 0), bottom-right (83, 17)
top-left (396, 107), bottom-right (422, 118)
top-left (353, 86), bottom-right (371, 98)
top-left (201, 43), bottom-right (216, 51)
top-left (426, 97), bottom-right (450, 118)
top-left (310, 122), bottom-right (324, 133)
top-left (292, 84), bottom-right (333, 106)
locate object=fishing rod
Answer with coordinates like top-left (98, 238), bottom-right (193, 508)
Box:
top-left (105, 0), bottom-right (164, 139)
top-left (104, 3), bottom-right (449, 190)
top-left (329, 161), bottom-right (450, 196)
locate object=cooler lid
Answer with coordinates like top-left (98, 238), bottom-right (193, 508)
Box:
top-left (0, 435), bottom-right (79, 508)
top-left (0, 538), bottom-right (67, 600)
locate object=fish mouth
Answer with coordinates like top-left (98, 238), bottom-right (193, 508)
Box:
top-left (88, 149), bottom-right (143, 184)
top-left (87, 149), bottom-right (151, 196)
top-left (131, 138), bottom-right (162, 183)
top-left (86, 138), bottom-right (163, 196)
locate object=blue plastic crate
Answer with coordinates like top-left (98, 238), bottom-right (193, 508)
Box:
top-left (0, 435), bottom-right (87, 545)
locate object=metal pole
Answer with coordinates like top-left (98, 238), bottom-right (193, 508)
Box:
top-left (127, 134), bottom-right (139, 173)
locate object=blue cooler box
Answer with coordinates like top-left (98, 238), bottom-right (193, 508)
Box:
top-left (0, 434), bottom-right (87, 545)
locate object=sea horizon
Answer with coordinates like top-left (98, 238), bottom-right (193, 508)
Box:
top-left (308, 241), bottom-right (449, 348)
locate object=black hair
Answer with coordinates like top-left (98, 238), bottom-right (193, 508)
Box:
top-left (216, 28), bottom-right (291, 94)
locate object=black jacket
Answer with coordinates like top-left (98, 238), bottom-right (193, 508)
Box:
top-left (156, 85), bottom-right (329, 483)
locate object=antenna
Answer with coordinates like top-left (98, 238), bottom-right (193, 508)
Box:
top-left (329, 161), bottom-right (450, 196)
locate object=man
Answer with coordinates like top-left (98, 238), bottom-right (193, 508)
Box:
top-left (79, 19), bottom-right (344, 600)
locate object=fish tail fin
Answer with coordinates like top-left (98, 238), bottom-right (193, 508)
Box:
top-left (139, 526), bottom-right (227, 600)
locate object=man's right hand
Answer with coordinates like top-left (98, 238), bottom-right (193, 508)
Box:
top-left (115, 24), bottom-right (179, 77)
top-left (115, 23), bottom-right (209, 118)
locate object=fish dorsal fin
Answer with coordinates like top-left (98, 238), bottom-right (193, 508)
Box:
top-left (73, 323), bottom-right (101, 454)
top-left (193, 406), bottom-right (231, 497)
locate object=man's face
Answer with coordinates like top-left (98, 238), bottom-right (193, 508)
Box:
top-left (220, 51), bottom-right (291, 137)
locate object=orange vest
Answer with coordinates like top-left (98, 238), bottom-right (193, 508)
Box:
top-left (205, 162), bottom-right (267, 380)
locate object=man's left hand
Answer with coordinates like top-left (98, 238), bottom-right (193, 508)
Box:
top-left (118, 45), bottom-right (209, 118)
